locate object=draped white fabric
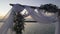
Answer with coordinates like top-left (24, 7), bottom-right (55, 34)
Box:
top-left (0, 4), bottom-right (59, 34)
top-left (12, 4), bottom-right (24, 13)
top-left (9, 5), bottom-right (60, 34)
top-left (55, 17), bottom-right (60, 34)
top-left (25, 7), bottom-right (57, 24)
top-left (23, 11), bottom-right (30, 17)
top-left (0, 6), bottom-right (25, 34)
top-left (0, 9), bottom-right (14, 34)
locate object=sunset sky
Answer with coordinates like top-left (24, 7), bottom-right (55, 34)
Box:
top-left (0, 0), bottom-right (60, 17)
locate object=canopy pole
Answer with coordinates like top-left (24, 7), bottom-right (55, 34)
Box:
top-left (10, 4), bottom-right (39, 9)
top-left (55, 16), bottom-right (60, 34)
top-left (55, 10), bottom-right (60, 34)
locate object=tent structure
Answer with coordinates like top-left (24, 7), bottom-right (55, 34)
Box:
top-left (0, 3), bottom-right (60, 34)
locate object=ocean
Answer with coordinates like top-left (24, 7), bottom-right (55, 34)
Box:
top-left (23, 23), bottom-right (55, 34)
top-left (0, 22), bottom-right (55, 34)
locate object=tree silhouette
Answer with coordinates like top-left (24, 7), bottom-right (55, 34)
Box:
top-left (40, 4), bottom-right (58, 13)
top-left (13, 12), bottom-right (25, 34)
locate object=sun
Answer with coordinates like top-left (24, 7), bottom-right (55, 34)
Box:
top-left (0, 11), bottom-right (8, 19)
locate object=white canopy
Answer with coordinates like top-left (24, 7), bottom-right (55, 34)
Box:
top-left (25, 7), bottom-right (57, 24)
top-left (0, 4), bottom-right (59, 34)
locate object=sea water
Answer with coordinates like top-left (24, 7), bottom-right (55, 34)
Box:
top-left (0, 22), bottom-right (55, 34)
top-left (23, 23), bottom-right (55, 34)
